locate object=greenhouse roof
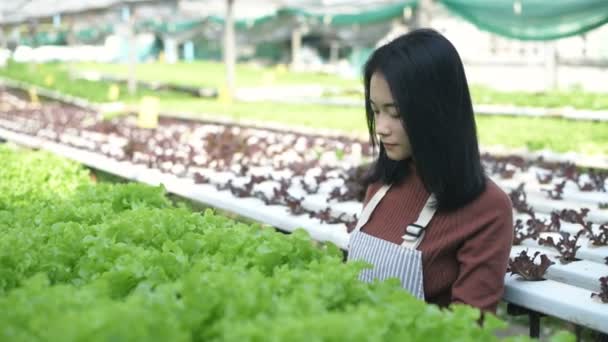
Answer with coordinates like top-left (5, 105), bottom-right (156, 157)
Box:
top-left (0, 0), bottom-right (414, 25)
top-left (5, 0), bottom-right (606, 42)
top-left (0, 0), bottom-right (162, 25)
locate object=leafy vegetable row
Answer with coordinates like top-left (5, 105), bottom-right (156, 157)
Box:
top-left (1, 146), bottom-right (540, 342)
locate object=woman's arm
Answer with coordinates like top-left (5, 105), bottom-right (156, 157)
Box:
top-left (450, 200), bottom-right (514, 313)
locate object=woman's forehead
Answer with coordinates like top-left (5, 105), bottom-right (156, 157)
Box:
top-left (370, 72), bottom-right (395, 104)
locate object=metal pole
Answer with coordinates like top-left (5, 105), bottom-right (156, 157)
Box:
top-left (330, 40), bottom-right (339, 65)
top-left (0, 27), bottom-right (6, 49)
top-left (224, 0), bottom-right (236, 97)
top-left (128, 6), bottom-right (137, 95)
top-left (529, 312), bottom-right (541, 338)
top-left (544, 42), bottom-right (558, 91)
top-left (413, 0), bottom-right (433, 28)
top-left (291, 26), bottom-right (302, 70)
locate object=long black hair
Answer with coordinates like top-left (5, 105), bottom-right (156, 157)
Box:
top-left (363, 28), bottom-right (486, 211)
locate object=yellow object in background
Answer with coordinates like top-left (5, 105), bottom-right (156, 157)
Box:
top-left (218, 85), bottom-right (233, 105)
top-left (108, 84), bottom-right (120, 101)
top-left (28, 87), bottom-right (39, 104)
top-left (275, 64), bottom-right (287, 74)
top-left (44, 74), bottom-right (54, 87)
top-left (158, 51), bottom-right (165, 63)
top-left (137, 96), bottom-right (160, 129)
top-left (262, 71), bottom-right (276, 85)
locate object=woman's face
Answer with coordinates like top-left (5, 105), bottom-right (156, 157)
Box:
top-left (369, 71), bottom-right (411, 161)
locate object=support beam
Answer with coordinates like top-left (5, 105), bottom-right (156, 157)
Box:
top-left (506, 303), bottom-right (545, 339)
top-left (291, 26), bottom-right (302, 70)
top-left (53, 14), bottom-right (61, 28)
top-left (413, 0), bottom-right (433, 28)
top-left (329, 40), bottom-right (339, 65)
top-left (126, 5), bottom-right (137, 95)
top-left (544, 42), bottom-right (558, 91)
top-left (0, 28), bottom-right (6, 49)
top-left (163, 37), bottom-right (178, 64)
top-left (183, 40), bottom-right (194, 62)
top-left (224, 0), bottom-right (236, 97)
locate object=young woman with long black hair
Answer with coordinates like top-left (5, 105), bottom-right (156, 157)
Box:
top-left (348, 29), bottom-right (513, 314)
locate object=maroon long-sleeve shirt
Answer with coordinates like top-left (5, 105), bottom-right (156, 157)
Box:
top-left (353, 164), bottom-right (513, 313)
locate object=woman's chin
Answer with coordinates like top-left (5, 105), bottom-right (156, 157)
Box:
top-left (386, 153), bottom-right (410, 161)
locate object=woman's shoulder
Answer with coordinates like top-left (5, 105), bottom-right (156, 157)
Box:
top-left (477, 177), bottom-right (512, 212)
top-left (459, 177), bottom-right (513, 229)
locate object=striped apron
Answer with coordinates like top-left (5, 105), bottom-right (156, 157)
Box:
top-left (347, 184), bottom-right (437, 300)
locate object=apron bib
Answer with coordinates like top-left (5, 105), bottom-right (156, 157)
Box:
top-left (347, 184), bottom-right (437, 300)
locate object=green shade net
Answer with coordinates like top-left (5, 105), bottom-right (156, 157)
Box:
top-left (75, 25), bottom-right (114, 44)
top-left (16, 0), bottom-right (608, 46)
top-left (278, 1), bottom-right (418, 27)
top-left (440, 0), bottom-right (608, 40)
top-left (153, 1), bottom-right (418, 34)
top-left (137, 18), bottom-right (206, 34)
top-left (20, 30), bottom-right (67, 46)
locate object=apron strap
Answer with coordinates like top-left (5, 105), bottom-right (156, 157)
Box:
top-left (353, 183), bottom-right (438, 250)
top-left (353, 184), bottom-right (391, 232)
top-left (400, 194), bottom-right (437, 249)
top-left (402, 193), bottom-right (437, 241)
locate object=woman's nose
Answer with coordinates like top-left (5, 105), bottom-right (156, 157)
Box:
top-left (375, 115), bottom-right (391, 136)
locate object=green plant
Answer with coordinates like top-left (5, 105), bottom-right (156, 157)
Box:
top-left (0, 145), bottom-right (550, 341)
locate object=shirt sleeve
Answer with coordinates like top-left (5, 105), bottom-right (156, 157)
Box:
top-left (450, 197), bottom-right (514, 313)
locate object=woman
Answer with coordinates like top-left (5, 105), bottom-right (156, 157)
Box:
top-left (347, 29), bottom-right (513, 314)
